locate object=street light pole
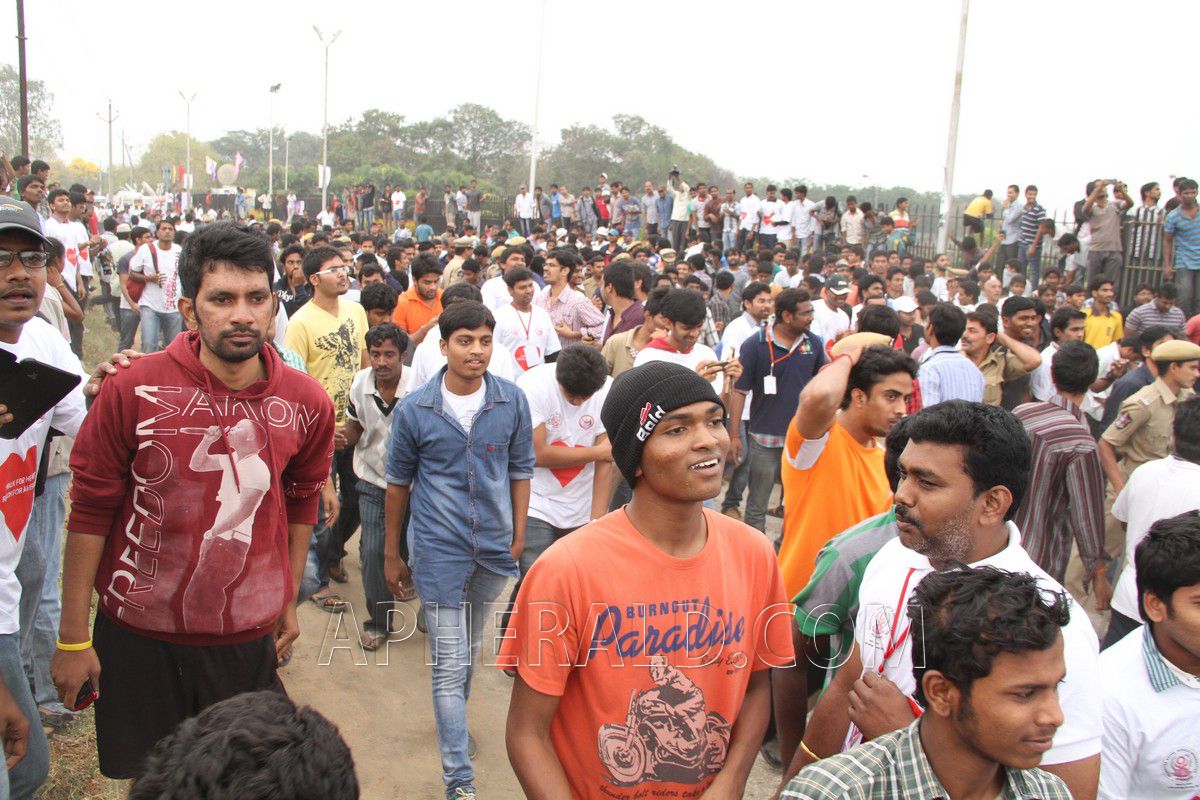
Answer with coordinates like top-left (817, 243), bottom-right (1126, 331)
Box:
top-left (527, 0), bottom-right (547, 193)
top-left (16, 0), bottom-right (28, 156)
top-left (937, 0), bottom-right (970, 255)
top-left (284, 133), bottom-right (290, 193)
top-left (178, 91), bottom-right (197, 210)
top-left (97, 100), bottom-right (118, 198)
top-left (268, 83), bottom-right (281, 211)
top-left (314, 27), bottom-right (341, 214)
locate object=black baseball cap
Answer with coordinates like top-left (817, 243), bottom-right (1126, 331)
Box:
top-left (0, 201), bottom-right (49, 247)
top-left (826, 274), bottom-right (851, 295)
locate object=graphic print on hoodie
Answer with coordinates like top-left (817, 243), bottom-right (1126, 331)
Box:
top-left (68, 331), bottom-right (336, 645)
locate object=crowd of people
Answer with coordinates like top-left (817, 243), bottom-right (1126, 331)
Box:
top-left (0, 155), bottom-right (1198, 800)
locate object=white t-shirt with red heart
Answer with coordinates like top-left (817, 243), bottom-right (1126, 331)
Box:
top-left (517, 363), bottom-right (610, 529)
top-left (0, 316), bottom-right (86, 634)
top-left (493, 304), bottom-right (561, 377)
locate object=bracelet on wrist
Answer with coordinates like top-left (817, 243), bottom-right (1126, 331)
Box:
top-left (56, 638), bottom-right (93, 652)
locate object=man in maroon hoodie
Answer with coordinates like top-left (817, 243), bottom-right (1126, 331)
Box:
top-left (50, 222), bottom-right (336, 779)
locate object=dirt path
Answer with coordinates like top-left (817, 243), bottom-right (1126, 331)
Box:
top-left (283, 522), bottom-right (785, 799)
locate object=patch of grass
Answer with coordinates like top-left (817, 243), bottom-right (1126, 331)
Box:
top-left (42, 711), bottom-right (125, 799)
top-left (81, 305), bottom-right (121, 373)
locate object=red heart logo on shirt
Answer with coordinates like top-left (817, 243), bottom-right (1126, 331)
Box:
top-left (548, 441), bottom-right (584, 487)
top-left (0, 447), bottom-right (38, 541)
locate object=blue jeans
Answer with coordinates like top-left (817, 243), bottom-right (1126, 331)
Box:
top-left (1019, 242), bottom-right (1042, 286)
top-left (138, 308), bottom-right (182, 353)
top-left (722, 426), bottom-right (750, 511)
top-left (357, 481), bottom-right (391, 633)
top-left (745, 439), bottom-right (783, 534)
top-left (1174, 267), bottom-right (1200, 317)
top-left (15, 474), bottom-right (69, 715)
top-left (425, 567), bottom-right (508, 798)
top-left (722, 228), bottom-right (737, 252)
top-left (117, 308), bottom-right (140, 352)
top-left (500, 516), bottom-right (572, 632)
top-left (0, 633), bottom-right (49, 799)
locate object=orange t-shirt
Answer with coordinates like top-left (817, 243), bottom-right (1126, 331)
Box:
top-left (498, 508), bottom-right (793, 799)
top-left (778, 419), bottom-right (892, 597)
top-left (391, 284), bottom-right (442, 334)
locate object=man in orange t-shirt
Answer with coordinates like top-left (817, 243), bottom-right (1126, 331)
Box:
top-left (779, 341), bottom-right (917, 597)
top-left (391, 253), bottom-right (443, 349)
top-left (501, 362), bottom-right (793, 800)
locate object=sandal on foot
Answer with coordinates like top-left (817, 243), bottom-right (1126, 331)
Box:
top-left (328, 560), bottom-right (349, 583)
top-left (309, 593), bottom-right (349, 612)
top-left (360, 631), bottom-right (388, 651)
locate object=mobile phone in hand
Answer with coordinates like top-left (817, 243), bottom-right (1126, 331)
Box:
top-left (73, 679), bottom-right (98, 711)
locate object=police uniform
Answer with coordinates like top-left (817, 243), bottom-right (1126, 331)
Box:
top-left (1102, 377), bottom-right (1191, 478)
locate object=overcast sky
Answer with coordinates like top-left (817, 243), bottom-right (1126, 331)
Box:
top-left (5, 0), bottom-right (1196, 213)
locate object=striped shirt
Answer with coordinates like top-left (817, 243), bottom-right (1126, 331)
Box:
top-left (1124, 300), bottom-right (1187, 336)
top-left (1165, 206), bottom-right (1200, 269)
top-left (1128, 204), bottom-right (1164, 264)
top-left (783, 719), bottom-right (1073, 800)
top-left (1018, 201), bottom-right (1045, 245)
top-left (917, 346), bottom-right (984, 406)
top-left (534, 284), bottom-right (605, 340)
top-left (1011, 394), bottom-right (1107, 582)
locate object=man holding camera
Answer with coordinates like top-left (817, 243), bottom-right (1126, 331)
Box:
top-left (1083, 179), bottom-right (1133, 291)
top-left (666, 167), bottom-right (690, 252)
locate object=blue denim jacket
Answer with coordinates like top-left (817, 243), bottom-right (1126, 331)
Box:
top-left (386, 368), bottom-right (534, 607)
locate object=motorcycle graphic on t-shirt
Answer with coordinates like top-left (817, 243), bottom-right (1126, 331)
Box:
top-left (597, 655), bottom-right (731, 787)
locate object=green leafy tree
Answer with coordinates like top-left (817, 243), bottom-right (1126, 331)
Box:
top-left (0, 63), bottom-right (62, 159)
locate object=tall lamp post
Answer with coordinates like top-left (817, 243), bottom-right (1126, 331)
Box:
top-left (937, 0), bottom-right (970, 255)
top-left (268, 83), bottom-right (281, 211)
top-left (313, 27), bottom-right (341, 214)
top-left (178, 91), bottom-right (197, 210)
top-left (527, 0), bottom-right (547, 193)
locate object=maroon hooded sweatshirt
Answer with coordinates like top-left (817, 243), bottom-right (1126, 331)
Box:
top-left (68, 331), bottom-right (335, 645)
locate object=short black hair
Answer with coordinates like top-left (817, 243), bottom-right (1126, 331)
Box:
top-left (359, 282), bottom-right (397, 314)
top-left (1050, 306), bottom-right (1086, 334)
top-left (365, 322), bottom-right (408, 355)
top-left (1155, 282), bottom-right (1179, 301)
top-left (301, 245), bottom-right (344, 282)
top-left (903, 400), bottom-right (1031, 520)
top-left (603, 261), bottom-right (636, 300)
top-left (740, 281), bottom-right (771, 308)
top-left (47, 188), bottom-right (69, 205)
top-left (1136, 510), bottom-right (1200, 622)
top-left (843, 347), bottom-right (917, 409)
top-left (908, 566), bottom-right (1070, 707)
top-left (1051, 341), bottom-right (1098, 395)
top-left (886, 265), bottom-right (906, 281)
top-left (658, 287), bottom-right (707, 326)
top-left (1138, 325), bottom-right (1175, 352)
top-left (555, 344), bottom-right (608, 398)
top-left (1001, 295), bottom-right (1037, 318)
top-left (442, 282), bottom-right (483, 306)
top-left (1174, 396), bottom-right (1200, 463)
top-left (10, 155), bottom-right (29, 170)
top-left (714, 271), bottom-right (735, 291)
top-left (966, 308), bottom-right (998, 336)
top-left (178, 222), bottom-right (274, 301)
top-left (645, 285), bottom-right (672, 317)
top-left (438, 300), bottom-right (494, 341)
top-left (1088, 276), bottom-right (1114, 293)
top-left (1064, 283), bottom-right (1085, 297)
top-left (503, 267), bottom-right (534, 288)
top-left (30, 159), bottom-right (48, 174)
top-left (358, 262), bottom-right (385, 281)
top-left (927, 302), bottom-right (967, 347)
top-left (857, 303), bottom-right (900, 337)
top-left (775, 288), bottom-right (811, 319)
top-left (127, 691), bottom-right (359, 800)
top-left (411, 253), bottom-right (444, 281)
top-left (547, 247), bottom-right (581, 278)
top-left (859, 274), bottom-right (885, 295)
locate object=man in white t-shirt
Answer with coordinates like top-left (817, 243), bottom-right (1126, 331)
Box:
top-left (481, 247), bottom-right (526, 311)
top-left (501, 348), bottom-right (613, 631)
top-left (810, 274), bottom-right (852, 346)
top-left (407, 282), bottom-right (516, 390)
top-left (783, 402), bottom-right (1101, 800)
top-left (0, 201), bottom-right (87, 797)
top-left (390, 188), bottom-right (406, 229)
top-left (633, 287), bottom-right (735, 396)
top-left (717, 281), bottom-right (772, 518)
top-left (493, 267), bottom-right (560, 376)
top-left (128, 219), bottom-right (184, 353)
top-left (1103, 397), bottom-right (1200, 649)
top-left (790, 186), bottom-right (818, 254)
top-left (1098, 511), bottom-right (1200, 800)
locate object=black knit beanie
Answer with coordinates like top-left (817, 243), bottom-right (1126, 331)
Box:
top-left (601, 362), bottom-right (726, 486)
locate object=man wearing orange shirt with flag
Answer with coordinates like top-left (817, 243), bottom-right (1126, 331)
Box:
top-left (779, 337), bottom-right (917, 597)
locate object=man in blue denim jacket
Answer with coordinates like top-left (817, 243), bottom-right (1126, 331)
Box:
top-left (384, 300), bottom-right (534, 800)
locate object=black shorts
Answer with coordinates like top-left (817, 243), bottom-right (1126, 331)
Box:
top-left (92, 612), bottom-right (283, 779)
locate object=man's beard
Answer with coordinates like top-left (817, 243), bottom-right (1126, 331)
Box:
top-left (894, 504), bottom-right (974, 566)
top-left (202, 325), bottom-right (266, 363)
